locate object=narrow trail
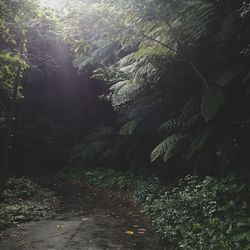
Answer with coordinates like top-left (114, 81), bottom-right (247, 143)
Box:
top-left (0, 183), bottom-right (165, 250)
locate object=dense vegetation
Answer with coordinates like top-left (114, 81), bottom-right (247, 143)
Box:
top-left (0, 177), bottom-right (58, 230)
top-left (0, 0), bottom-right (250, 249)
top-left (69, 168), bottom-right (249, 250)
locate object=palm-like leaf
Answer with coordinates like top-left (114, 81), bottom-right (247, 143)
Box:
top-left (150, 134), bottom-right (186, 162)
top-left (201, 86), bottom-right (225, 122)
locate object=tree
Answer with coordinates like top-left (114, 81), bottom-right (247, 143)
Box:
top-left (64, 0), bottom-right (250, 176)
top-left (0, 0), bottom-right (39, 191)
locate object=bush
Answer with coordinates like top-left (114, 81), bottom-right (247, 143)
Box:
top-left (135, 175), bottom-right (250, 250)
top-left (0, 177), bottom-right (57, 230)
top-left (81, 168), bottom-right (250, 249)
top-left (3, 177), bottom-right (40, 200)
top-left (84, 168), bottom-right (138, 189)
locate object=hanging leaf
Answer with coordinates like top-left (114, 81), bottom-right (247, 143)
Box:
top-left (119, 120), bottom-right (139, 136)
top-left (242, 72), bottom-right (250, 85)
top-left (186, 127), bottom-right (215, 159)
top-left (216, 68), bottom-right (244, 87)
top-left (150, 134), bottom-right (186, 163)
top-left (201, 86), bottom-right (225, 122)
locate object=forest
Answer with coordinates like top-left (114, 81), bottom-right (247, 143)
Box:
top-left (0, 0), bottom-right (250, 249)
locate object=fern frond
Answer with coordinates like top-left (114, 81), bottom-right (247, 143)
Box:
top-left (179, 93), bottom-right (202, 122)
top-left (118, 53), bottom-right (135, 67)
top-left (111, 80), bottom-right (142, 106)
top-left (133, 43), bottom-right (171, 60)
top-left (159, 119), bottom-right (183, 132)
top-left (128, 103), bottom-right (154, 120)
top-left (84, 126), bottom-right (115, 142)
top-left (215, 67), bottom-right (246, 87)
top-left (150, 134), bottom-right (186, 163)
top-left (216, 12), bottom-right (240, 44)
top-left (177, 0), bottom-right (216, 43)
top-left (201, 86), bottom-right (225, 122)
top-left (186, 127), bottom-right (215, 159)
top-left (160, 114), bottom-right (201, 136)
top-left (119, 120), bottom-right (139, 136)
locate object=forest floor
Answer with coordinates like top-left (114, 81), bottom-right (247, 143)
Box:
top-left (0, 182), bottom-right (164, 250)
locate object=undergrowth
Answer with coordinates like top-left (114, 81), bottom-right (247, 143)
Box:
top-left (60, 167), bottom-right (250, 250)
top-left (0, 177), bottom-right (58, 230)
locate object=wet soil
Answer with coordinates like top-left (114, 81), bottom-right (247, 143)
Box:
top-left (0, 182), bottom-right (167, 250)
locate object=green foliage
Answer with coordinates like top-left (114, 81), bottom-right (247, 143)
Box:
top-left (0, 177), bottom-right (57, 230)
top-left (185, 127), bottom-right (214, 159)
top-left (69, 126), bottom-right (117, 167)
top-left (201, 86), bottom-right (225, 122)
top-left (56, 0), bottom-right (250, 177)
top-left (139, 175), bottom-right (250, 250)
top-left (159, 119), bottom-right (184, 133)
top-left (3, 177), bottom-right (40, 200)
top-left (0, 52), bottom-right (29, 98)
top-left (119, 120), bottom-right (139, 136)
top-left (84, 168), bottom-right (138, 190)
top-left (150, 134), bottom-right (186, 162)
top-left (81, 168), bottom-right (250, 250)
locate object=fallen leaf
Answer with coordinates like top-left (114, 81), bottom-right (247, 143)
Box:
top-left (138, 231), bottom-right (145, 234)
top-left (138, 229), bottom-right (146, 234)
top-left (81, 218), bottom-right (89, 221)
top-left (125, 230), bottom-right (134, 235)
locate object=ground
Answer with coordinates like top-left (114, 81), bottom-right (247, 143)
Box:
top-left (0, 182), bottom-right (165, 250)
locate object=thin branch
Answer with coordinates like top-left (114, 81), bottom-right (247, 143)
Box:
top-left (0, 101), bottom-right (8, 113)
top-left (164, 19), bottom-right (209, 90)
top-left (136, 19), bottom-right (209, 90)
top-left (164, 18), bottom-right (182, 47)
top-left (138, 32), bottom-right (178, 53)
top-left (188, 60), bottom-right (209, 90)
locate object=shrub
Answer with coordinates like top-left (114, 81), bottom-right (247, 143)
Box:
top-left (82, 168), bottom-right (250, 249)
top-left (136, 175), bottom-right (250, 250)
top-left (0, 177), bottom-right (57, 230)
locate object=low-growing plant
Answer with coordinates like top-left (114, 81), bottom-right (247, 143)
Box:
top-left (0, 177), bottom-right (58, 230)
top-left (135, 175), bottom-right (250, 250)
top-left (81, 168), bottom-right (250, 250)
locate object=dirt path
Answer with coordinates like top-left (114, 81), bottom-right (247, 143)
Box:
top-left (0, 183), bottom-right (165, 250)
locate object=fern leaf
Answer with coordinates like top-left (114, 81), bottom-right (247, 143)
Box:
top-left (201, 86), bottom-right (225, 122)
top-left (216, 68), bottom-right (245, 87)
top-left (216, 12), bottom-right (240, 44)
top-left (179, 93), bottom-right (202, 122)
top-left (159, 119), bottom-right (183, 132)
top-left (160, 115), bottom-right (200, 135)
top-left (150, 134), bottom-right (185, 163)
top-left (112, 80), bottom-right (142, 106)
top-left (119, 120), bottom-right (139, 136)
top-left (85, 127), bottom-right (114, 142)
top-left (186, 127), bottom-right (215, 159)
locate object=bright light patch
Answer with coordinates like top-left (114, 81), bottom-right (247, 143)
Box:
top-left (40, 0), bottom-right (61, 9)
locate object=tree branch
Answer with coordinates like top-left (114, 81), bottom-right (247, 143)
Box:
top-left (138, 32), bottom-right (178, 53)
top-left (136, 21), bottom-right (209, 90)
top-left (188, 60), bottom-right (209, 90)
top-left (0, 101), bottom-right (8, 113)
